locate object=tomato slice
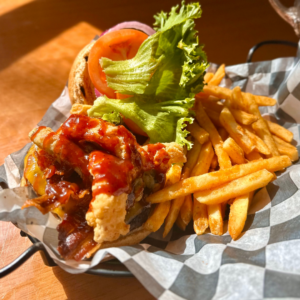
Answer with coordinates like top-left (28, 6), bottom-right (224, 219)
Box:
top-left (88, 29), bottom-right (148, 136)
top-left (88, 29), bottom-right (148, 99)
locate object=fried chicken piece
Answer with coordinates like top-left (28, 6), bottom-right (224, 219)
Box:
top-left (29, 126), bottom-right (90, 185)
top-left (85, 151), bottom-right (135, 244)
top-left (61, 114), bottom-right (140, 162)
top-left (86, 193), bottom-right (130, 244)
top-left (86, 144), bottom-right (186, 245)
top-left (28, 116), bottom-right (187, 250)
top-left (140, 142), bottom-right (186, 172)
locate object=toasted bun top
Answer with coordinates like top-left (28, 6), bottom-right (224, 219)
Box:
top-left (68, 41), bottom-right (97, 105)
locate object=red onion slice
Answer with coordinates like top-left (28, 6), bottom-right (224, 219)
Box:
top-left (95, 88), bottom-right (102, 97)
top-left (100, 21), bottom-right (156, 37)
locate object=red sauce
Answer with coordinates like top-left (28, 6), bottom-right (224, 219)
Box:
top-left (88, 151), bottom-right (134, 196)
top-left (35, 148), bottom-right (55, 171)
top-left (29, 115), bottom-right (175, 261)
top-left (44, 131), bottom-right (90, 186)
top-left (30, 126), bottom-right (47, 141)
top-left (139, 143), bottom-right (170, 173)
top-left (42, 181), bottom-right (80, 206)
top-left (60, 114), bottom-right (141, 167)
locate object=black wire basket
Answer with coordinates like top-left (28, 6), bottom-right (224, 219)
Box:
top-left (0, 40), bottom-right (298, 279)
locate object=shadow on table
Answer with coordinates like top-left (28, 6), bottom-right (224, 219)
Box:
top-left (0, 0), bottom-right (176, 71)
top-left (52, 266), bottom-right (155, 300)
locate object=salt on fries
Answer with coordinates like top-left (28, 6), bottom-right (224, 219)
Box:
top-left (146, 64), bottom-right (296, 240)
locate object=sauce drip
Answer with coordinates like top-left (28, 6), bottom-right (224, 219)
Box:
top-left (140, 143), bottom-right (171, 173)
top-left (33, 126), bottom-right (91, 186)
top-left (88, 151), bottom-right (134, 196)
top-left (42, 181), bottom-right (80, 208)
top-left (61, 114), bottom-right (141, 167)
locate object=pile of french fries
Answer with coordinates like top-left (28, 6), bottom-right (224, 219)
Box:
top-left (145, 64), bottom-right (298, 240)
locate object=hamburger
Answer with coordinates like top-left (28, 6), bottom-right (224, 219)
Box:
top-left (21, 2), bottom-right (208, 260)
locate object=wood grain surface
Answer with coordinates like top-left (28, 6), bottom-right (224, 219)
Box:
top-left (0, 0), bottom-right (298, 299)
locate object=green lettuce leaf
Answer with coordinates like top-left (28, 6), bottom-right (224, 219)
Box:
top-left (100, 111), bottom-right (122, 124)
top-left (101, 1), bottom-right (208, 100)
top-left (89, 2), bottom-right (208, 148)
top-left (176, 117), bottom-right (194, 150)
top-left (88, 96), bottom-right (195, 146)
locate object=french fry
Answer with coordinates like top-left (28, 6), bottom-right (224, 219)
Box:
top-left (273, 135), bottom-right (299, 162)
top-left (190, 141), bottom-right (214, 234)
top-left (243, 126), bottom-right (270, 155)
top-left (176, 214), bottom-right (187, 231)
top-left (231, 86), bottom-right (247, 110)
top-left (195, 169), bottom-right (274, 205)
top-left (190, 141), bottom-right (215, 177)
top-left (180, 194), bottom-right (193, 226)
top-left (228, 192), bottom-right (254, 240)
top-left (164, 198), bottom-right (184, 237)
top-left (202, 92), bottom-right (258, 126)
top-left (145, 164), bottom-right (181, 232)
top-left (209, 64), bottom-right (226, 86)
top-left (200, 98), bottom-right (224, 113)
top-left (204, 72), bottom-right (214, 83)
top-left (265, 120), bottom-right (293, 143)
top-left (219, 98), bottom-right (253, 238)
top-left (144, 202), bottom-right (171, 232)
top-left (187, 122), bottom-right (209, 145)
top-left (244, 93), bottom-right (277, 106)
top-left (146, 156), bottom-right (291, 203)
top-left (163, 140), bottom-right (203, 237)
top-left (193, 201), bottom-right (208, 235)
top-left (204, 108), bottom-right (223, 128)
top-left (252, 119), bottom-right (280, 157)
top-left (230, 108), bottom-right (258, 125)
top-left (195, 101), bottom-right (232, 169)
top-left (185, 139), bottom-right (202, 172)
top-left (237, 93), bottom-right (279, 156)
top-left (207, 204), bottom-right (223, 236)
top-left (270, 171), bottom-right (278, 181)
top-left (202, 85), bottom-right (277, 106)
top-left (218, 127), bottom-right (229, 141)
top-left (220, 107), bottom-right (255, 154)
top-left (206, 95), bottom-right (221, 102)
top-left (165, 164), bottom-right (182, 186)
top-left (206, 115), bottom-right (232, 235)
top-left (245, 150), bottom-right (262, 161)
top-left (272, 135), bottom-right (297, 149)
top-left (210, 154), bottom-right (218, 170)
top-left (223, 137), bottom-right (246, 164)
top-left (163, 165), bottom-right (189, 237)
top-left (221, 202), bottom-right (228, 219)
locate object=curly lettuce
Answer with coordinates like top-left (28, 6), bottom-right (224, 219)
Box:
top-left (88, 96), bottom-right (195, 148)
top-left (89, 2), bottom-right (208, 148)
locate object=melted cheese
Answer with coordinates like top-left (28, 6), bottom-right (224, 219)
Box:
top-left (23, 145), bottom-right (47, 196)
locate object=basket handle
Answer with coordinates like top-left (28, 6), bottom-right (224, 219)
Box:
top-left (0, 242), bottom-right (46, 278)
top-left (246, 40), bottom-right (298, 63)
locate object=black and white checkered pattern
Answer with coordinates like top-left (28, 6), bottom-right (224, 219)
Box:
top-left (1, 54), bottom-right (300, 299)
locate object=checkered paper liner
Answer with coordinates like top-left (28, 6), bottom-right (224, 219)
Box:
top-left (1, 53), bottom-right (300, 300)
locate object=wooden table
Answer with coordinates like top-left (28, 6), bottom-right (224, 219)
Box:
top-left (0, 0), bottom-right (298, 299)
